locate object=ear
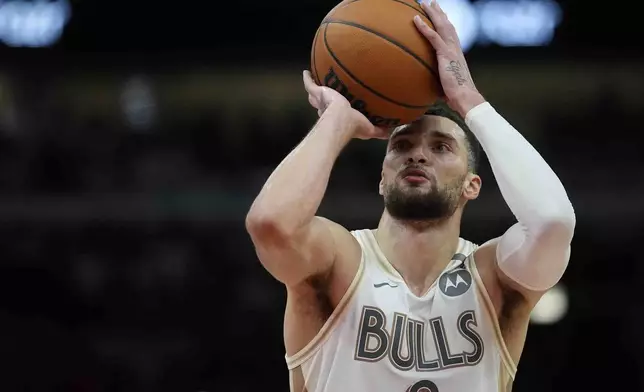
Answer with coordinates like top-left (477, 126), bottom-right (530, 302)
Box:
top-left (462, 173), bottom-right (481, 200)
top-left (379, 170), bottom-right (385, 196)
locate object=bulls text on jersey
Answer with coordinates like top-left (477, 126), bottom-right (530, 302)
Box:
top-left (353, 306), bottom-right (484, 371)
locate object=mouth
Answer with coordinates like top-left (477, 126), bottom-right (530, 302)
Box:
top-left (401, 168), bottom-right (429, 184)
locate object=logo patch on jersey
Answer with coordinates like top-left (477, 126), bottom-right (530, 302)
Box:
top-left (438, 267), bottom-right (472, 297)
top-left (374, 281), bottom-right (399, 288)
top-left (452, 253), bottom-right (467, 262)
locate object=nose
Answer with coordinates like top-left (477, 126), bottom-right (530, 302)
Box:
top-left (406, 145), bottom-right (428, 164)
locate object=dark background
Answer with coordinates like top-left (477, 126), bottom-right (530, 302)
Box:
top-left (0, 0), bottom-right (642, 391)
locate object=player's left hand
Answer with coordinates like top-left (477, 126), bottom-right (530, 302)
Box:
top-left (413, 0), bottom-right (486, 117)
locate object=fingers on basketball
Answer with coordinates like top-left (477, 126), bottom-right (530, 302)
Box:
top-left (303, 70), bottom-right (318, 92)
top-left (420, 1), bottom-right (460, 46)
top-left (374, 128), bottom-right (391, 140)
top-left (413, 16), bottom-right (445, 52)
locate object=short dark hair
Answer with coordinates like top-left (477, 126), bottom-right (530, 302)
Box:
top-left (424, 100), bottom-right (480, 173)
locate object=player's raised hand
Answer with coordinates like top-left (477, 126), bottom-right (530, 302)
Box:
top-left (413, 0), bottom-right (486, 116)
top-left (302, 70), bottom-right (389, 140)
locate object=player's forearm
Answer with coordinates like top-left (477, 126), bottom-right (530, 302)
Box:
top-left (247, 104), bottom-right (355, 236)
top-left (465, 102), bottom-right (576, 233)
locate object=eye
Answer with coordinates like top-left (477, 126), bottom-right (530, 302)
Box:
top-left (392, 139), bottom-right (412, 151)
top-left (432, 142), bottom-right (451, 153)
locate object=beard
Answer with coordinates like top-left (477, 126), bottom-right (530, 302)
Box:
top-left (383, 176), bottom-right (464, 222)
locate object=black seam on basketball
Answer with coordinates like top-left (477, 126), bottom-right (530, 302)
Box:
top-left (323, 19), bottom-right (439, 82)
top-left (389, 0), bottom-right (424, 15)
top-left (322, 22), bottom-right (432, 109)
top-left (389, 0), bottom-right (435, 32)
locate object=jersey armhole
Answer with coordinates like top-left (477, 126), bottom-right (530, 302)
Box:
top-left (497, 362), bottom-right (514, 392)
top-left (467, 256), bottom-right (518, 379)
top-left (285, 249), bottom-right (366, 370)
top-left (289, 366), bottom-right (308, 392)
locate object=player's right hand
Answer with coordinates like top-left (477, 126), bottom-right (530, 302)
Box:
top-left (303, 70), bottom-right (389, 140)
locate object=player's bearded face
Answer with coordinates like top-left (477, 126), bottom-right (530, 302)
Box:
top-left (383, 169), bottom-right (465, 221)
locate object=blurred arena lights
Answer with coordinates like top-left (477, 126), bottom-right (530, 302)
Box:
top-left (121, 76), bottom-right (157, 131)
top-left (0, 0), bottom-right (71, 48)
top-left (437, 0), bottom-right (562, 52)
top-left (530, 283), bottom-right (569, 325)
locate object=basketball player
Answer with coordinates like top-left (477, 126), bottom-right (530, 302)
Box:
top-left (246, 1), bottom-right (575, 391)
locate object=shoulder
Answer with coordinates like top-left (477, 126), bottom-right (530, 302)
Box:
top-left (283, 223), bottom-right (366, 356)
top-left (318, 218), bottom-right (364, 254)
top-left (472, 239), bottom-right (504, 313)
top-left (473, 238), bottom-right (535, 320)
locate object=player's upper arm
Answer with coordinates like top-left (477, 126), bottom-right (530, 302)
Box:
top-left (245, 214), bottom-right (360, 287)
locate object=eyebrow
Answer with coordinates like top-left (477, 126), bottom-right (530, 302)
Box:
top-left (390, 126), bottom-right (457, 142)
top-left (390, 125), bottom-right (413, 139)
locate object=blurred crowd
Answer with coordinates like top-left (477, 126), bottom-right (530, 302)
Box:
top-left (0, 71), bottom-right (642, 391)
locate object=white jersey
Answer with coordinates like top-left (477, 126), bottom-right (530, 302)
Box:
top-left (286, 229), bottom-right (518, 392)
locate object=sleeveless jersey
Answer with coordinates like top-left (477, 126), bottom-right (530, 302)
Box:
top-left (285, 229), bottom-right (518, 392)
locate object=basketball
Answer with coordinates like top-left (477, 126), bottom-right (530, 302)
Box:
top-left (311, 0), bottom-right (442, 127)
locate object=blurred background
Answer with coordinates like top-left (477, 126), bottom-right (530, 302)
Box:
top-left (0, 0), bottom-right (642, 391)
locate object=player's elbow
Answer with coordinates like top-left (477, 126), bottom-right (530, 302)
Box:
top-left (533, 194), bottom-right (576, 239)
top-left (245, 210), bottom-right (292, 248)
top-left (541, 204), bottom-right (576, 240)
top-left (245, 212), bottom-right (315, 286)
top-left (245, 213), bottom-right (291, 273)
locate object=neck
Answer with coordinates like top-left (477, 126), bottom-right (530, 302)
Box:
top-left (374, 210), bottom-right (462, 296)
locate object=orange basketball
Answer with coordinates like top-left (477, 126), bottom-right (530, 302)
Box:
top-left (311, 0), bottom-right (442, 127)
